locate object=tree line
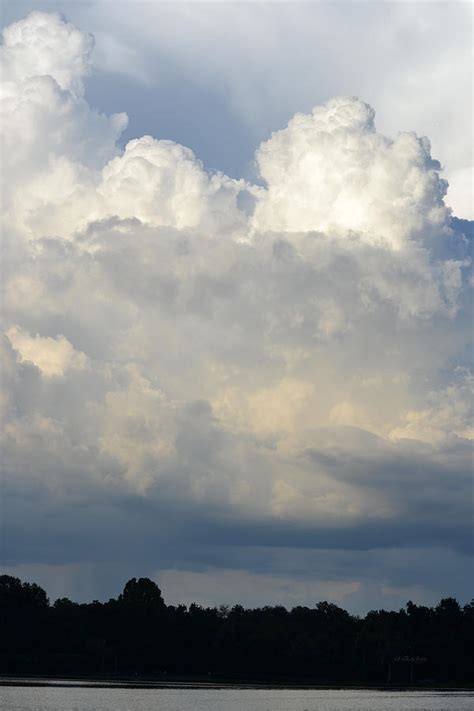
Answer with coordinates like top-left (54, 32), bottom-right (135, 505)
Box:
top-left (1, 575), bottom-right (473, 685)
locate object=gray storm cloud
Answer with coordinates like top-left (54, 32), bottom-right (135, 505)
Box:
top-left (1, 12), bottom-right (472, 609)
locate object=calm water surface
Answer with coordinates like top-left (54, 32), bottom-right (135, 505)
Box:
top-left (1, 685), bottom-right (473, 711)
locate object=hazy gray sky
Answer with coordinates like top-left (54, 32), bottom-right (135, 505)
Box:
top-left (1, 2), bottom-right (472, 612)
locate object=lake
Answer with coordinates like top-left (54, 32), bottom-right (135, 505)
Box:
top-left (1, 683), bottom-right (473, 711)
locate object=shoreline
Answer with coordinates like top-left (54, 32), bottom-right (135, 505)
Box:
top-left (1, 677), bottom-right (472, 692)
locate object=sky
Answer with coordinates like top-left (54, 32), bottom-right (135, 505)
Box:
top-left (0, 1), bottom-right (473, 614)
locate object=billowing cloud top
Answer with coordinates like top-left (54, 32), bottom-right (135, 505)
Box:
top-left (254, 97), bottom-right (449, 249)
top-left (1, 12), bottom-right (472, 610)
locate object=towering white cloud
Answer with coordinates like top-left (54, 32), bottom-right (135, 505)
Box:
top-left (46, 0), bottom-right (471, 218)
top-left (253, 96), bottom-right (449, 249)
top-left (0, 12), bottom-right (128, 238)
top-left (1, 11), bottom-right (472, 610)
top-left (98, 136), bottom-right (247, 234)
top-left (1, 10), bottom-right (92, 94)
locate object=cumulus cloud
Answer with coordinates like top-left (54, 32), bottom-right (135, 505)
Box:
top-left (1, 10), bottom-right (93, 94)
top-left (253, 97), bottom-right (449, 248)
top-left (22, 0), bottom-right (469, 219)
top-left (6, 326), bottom-right (88, 378)
top-left (1, 11), bottom-right (472, 609)
top-left (0, 12), bottom-right (128, 238)
top-left (98, 135), bottom-right (247, 233)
